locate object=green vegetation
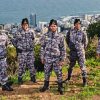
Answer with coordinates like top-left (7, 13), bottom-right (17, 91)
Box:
top-left (5, 58), bottom-right (99, 100)
top-left (87, 21), bottom-right (100, 40)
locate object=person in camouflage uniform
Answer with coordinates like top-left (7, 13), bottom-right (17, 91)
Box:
top-left (63, 19), bottom-right (88, 87)
top-left (12, 18), bottom-right (36, 84)
top-left (0, 32), bottom-right (13, 91)
top-left (40, 19), bottom-right (66, 95)
top-left (96, 37), bottom-right (100, 58)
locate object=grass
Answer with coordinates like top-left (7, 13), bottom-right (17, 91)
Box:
top-left (66, 59), bottom-right (100, 100)
top-left (0, 96), bottom-right (7, 100)
top-left (86, 58), bottom-right (100, 67)
top-left (0, 58), bottom-right (100, 100)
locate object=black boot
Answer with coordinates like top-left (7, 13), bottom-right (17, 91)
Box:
top-left (83, 77), bottom-right (87, 87)
top-left (18, 77), bottom-right (23, 85)
top-left (63, 68), bottom-right (72, 83)
top-left (40, 81), bottom-right (49, 92)
top-left (2, 83), bottom-right (13, 91)
top-left (58, 82), bottom-right (63, 95)
top-left (31, 76), bottom-right (36, 83)
top-left (6, 81), bottom-right (13, 86)
top-left (0, 81), bottom-right (13, 87)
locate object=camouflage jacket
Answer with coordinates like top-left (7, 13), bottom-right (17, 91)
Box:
top-left (40, 31), bottom-right (66, 63)
top-left (0, 33), bottom-right (8, 59)
top-left (12, 28), bottom-right (35, 52)
top-left (66, 28), bottom-right (88, 52)
top-left (97, 37), bottom-right (100, 53)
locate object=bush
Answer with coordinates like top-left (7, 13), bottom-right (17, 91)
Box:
top-left (85, 36), bottom-right (98, 59)
top-left (87, 21), bottom-right (100, 41)
top-left (34, 44), bottom-right (44, 72)
top-left (86, 45), bottom-right (96, 59)
top-left (7, 45), bottom-right (18, 75)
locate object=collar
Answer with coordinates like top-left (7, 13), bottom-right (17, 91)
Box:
top-left (19, 28), bottom-right (30, 33)
top-left (74, 27), bottom-right (81, 32)
top-left (48, 31), bottom-right (58, 35)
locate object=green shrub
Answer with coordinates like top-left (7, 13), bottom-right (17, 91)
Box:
top-left (34, 44), bottom-right (44, 72)
top-left (7, 45), bottom-right (18, 75)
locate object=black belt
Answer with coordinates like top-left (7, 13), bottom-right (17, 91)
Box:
top-left (16, 48), bottom-right (33, 53)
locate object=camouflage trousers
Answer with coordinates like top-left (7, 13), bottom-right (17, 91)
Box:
top-left (18, 51), bottom-right (36, 78)
top-left (44, 62), bottom-right (62, 83)
top-left (0, 58), bottom-right (8, 85)
top-left (68, 51), bottom-right (87, 78)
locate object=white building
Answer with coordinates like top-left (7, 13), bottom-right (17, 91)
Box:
top-left (38, 21), bottom-right (48, 34)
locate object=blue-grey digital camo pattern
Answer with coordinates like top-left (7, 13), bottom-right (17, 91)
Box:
top-left (12, 28), bottom-right (36, 78)
top-left (40, 31), bottom-right (66, 83)
top-left (97, 37), bottom-right (100, 54)
top-left (0, 33), bottom-right (8, 85)
top-left (66, 28), bottom-right (88, 77)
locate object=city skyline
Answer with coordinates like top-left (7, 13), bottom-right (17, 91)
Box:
top-left (0, 0), bottom-right (100, 23)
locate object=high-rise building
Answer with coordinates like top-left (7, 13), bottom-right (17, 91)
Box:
top-left (30, 13), bottom-right (37, 28)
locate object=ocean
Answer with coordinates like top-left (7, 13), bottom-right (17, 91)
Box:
top-left (0, 0), bottom-right (100, 24)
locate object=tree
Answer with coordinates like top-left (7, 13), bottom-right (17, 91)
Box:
top-left (87, 21), bottom-right (100, 41)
